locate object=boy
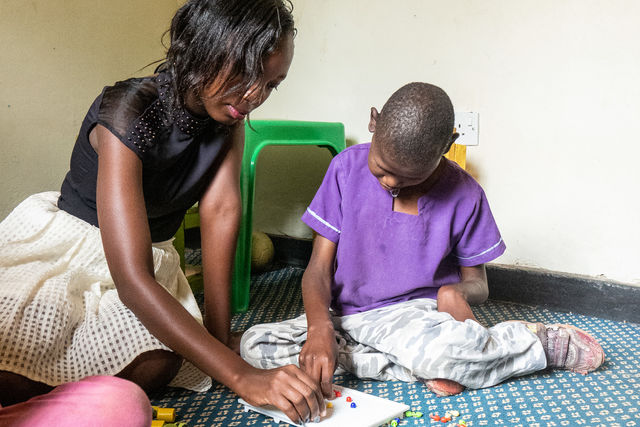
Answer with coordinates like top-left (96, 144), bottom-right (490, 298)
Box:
top-left (241, 83), bottom-right (604, 397)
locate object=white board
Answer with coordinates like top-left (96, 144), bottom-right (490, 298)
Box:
top-left (239, 384), bottom-right (410, 427)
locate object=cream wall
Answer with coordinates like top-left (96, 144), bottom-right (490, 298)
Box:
top-left (2, 1), bottom-right (639, 286)
top-left (252, 0), bottom-right (640, 286)
top-left (0, 0), bottom-right (177, 217)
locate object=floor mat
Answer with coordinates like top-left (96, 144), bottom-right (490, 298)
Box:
top-left (150, 266), bottom-right (640, 427)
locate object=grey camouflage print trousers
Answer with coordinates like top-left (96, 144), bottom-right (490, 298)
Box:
top-left (240, 298), bottom-right (548, 389)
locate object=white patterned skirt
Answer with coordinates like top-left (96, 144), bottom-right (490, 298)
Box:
top-left (0, 192), bottom-right (210, 391)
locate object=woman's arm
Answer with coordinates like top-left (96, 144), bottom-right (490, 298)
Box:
top-left (95, 124), bottom-right (246, 383)
top-left (198, 122), bottom-right (243, 347)
top-left (436, 264), bottom-right (488, 322)
top-left (299, 235), bottom-right (338, 397)
top-left (94, 124), bottom-right (324, 423)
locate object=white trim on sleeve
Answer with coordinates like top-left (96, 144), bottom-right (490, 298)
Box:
top-left (306, 208), bottom-right (341, 234)
top-left (456, 238), bottom-right (503, 260)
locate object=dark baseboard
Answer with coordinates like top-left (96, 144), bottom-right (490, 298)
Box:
top-left (486, 264), bottom-right (640, 323)
top-left (270, 235), bottom-right (640, 324)
top-left (270, 234), bottom-right (313, 268)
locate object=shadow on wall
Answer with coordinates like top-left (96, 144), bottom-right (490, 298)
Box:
top-left (253, 145), bottom-right (337, 239)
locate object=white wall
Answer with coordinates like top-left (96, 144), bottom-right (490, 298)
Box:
top-left (252, 0), bottom-right (640, 286)
top-left (0, 0), bottom-right (177, 218)
top-left (2, 1), bottom-right (638, 286)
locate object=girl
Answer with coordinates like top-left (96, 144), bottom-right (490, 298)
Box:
top-left (0, 0), bottom-right (324, 424)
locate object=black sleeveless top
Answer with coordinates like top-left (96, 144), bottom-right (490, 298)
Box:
top-left (58, 71), bottom-right (230, 242)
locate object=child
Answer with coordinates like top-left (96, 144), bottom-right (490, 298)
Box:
top-left (241, 82), bottom-right (605, 398)
top-left (0, 1), bottom-right (324, 424)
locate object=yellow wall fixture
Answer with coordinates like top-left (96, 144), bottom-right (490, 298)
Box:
top-left (444, 143), bottom-right (466, 170)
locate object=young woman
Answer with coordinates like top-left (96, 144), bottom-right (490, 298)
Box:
top-left (0, 1), bottom-right (324, 424)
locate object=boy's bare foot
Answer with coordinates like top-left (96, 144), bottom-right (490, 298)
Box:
top-left (423, 378), bottom-right (465, 397)
top-left (520, 322), bottom-right (605, 374)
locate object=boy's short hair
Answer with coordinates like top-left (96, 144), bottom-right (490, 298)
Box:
top-left (376, 82), bottom-right (455, 168)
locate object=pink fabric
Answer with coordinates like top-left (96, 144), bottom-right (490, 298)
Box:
top-left (0, 376), bottom-right (152, 427)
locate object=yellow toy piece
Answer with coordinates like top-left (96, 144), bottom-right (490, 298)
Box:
top-left (151, 421), bottom-right (165, 427)
top-left (152, 406), bottom-right (176, 422)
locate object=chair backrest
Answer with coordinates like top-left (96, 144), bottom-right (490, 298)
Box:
top-left (244, 120), bottom-right (345, 151)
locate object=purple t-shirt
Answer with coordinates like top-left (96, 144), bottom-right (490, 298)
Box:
top-left (301, 143), bottom-right (506, 315)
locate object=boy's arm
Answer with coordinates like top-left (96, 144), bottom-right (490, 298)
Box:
top-left (300, 235), bottom-right (338, 398)
top-left (436, 264), bottom-right (488, 322)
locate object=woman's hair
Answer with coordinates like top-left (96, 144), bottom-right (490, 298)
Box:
top-left (162, 0), bottom-right (295, 105)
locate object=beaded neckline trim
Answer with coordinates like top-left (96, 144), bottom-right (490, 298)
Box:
top-left (125, 72), bottom-right (213, 153)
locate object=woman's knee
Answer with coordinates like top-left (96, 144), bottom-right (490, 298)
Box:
top-left (116, 350), bottom-right (182, 393)
top-left (0, 371), bottom-right (53, 406)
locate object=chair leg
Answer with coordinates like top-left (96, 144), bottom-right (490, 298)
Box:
top-left (230, 134), bottom-right (346, 313)
top-left (232, 156), bottom-right (257, 313)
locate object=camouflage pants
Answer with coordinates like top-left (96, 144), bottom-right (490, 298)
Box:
top-left (240, 298), bottom-right (547, 389)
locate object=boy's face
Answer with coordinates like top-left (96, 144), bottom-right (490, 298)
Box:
top-left (367, 106), bottom-right (447, 196)
top-left (367, 137), bottom-right (441, 195)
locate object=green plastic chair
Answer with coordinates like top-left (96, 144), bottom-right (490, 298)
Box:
top-left (175, 120), bottom-right (346, 312)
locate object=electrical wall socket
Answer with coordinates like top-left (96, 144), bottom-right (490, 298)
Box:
top-left (454, 111), bottom-right (479, 146)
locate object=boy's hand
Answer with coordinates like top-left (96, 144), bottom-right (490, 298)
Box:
top-left (299, 326), bottom-right (338, 398)
top-left (436, 285), bottom-right (478, 322)
top-left (437, 265), bottom-right (488, 322)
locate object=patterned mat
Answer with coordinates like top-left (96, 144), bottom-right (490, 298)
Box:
top-left (150, 266), bottom-right (640, 427)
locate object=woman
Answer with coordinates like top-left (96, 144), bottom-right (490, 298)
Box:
top-left (0, 1), bottom-right (324, 424)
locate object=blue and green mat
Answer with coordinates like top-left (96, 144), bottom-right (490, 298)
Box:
top-left (151, 266), bottom-right (640, 427)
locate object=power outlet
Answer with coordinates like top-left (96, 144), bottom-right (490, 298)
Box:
top-left (454, 111), bottom-right (479, 146)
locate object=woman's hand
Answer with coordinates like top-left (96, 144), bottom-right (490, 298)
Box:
top-left (236, 364), bottom-right (326, 424)
top-left (299, 325), bottom-right (338, 398)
